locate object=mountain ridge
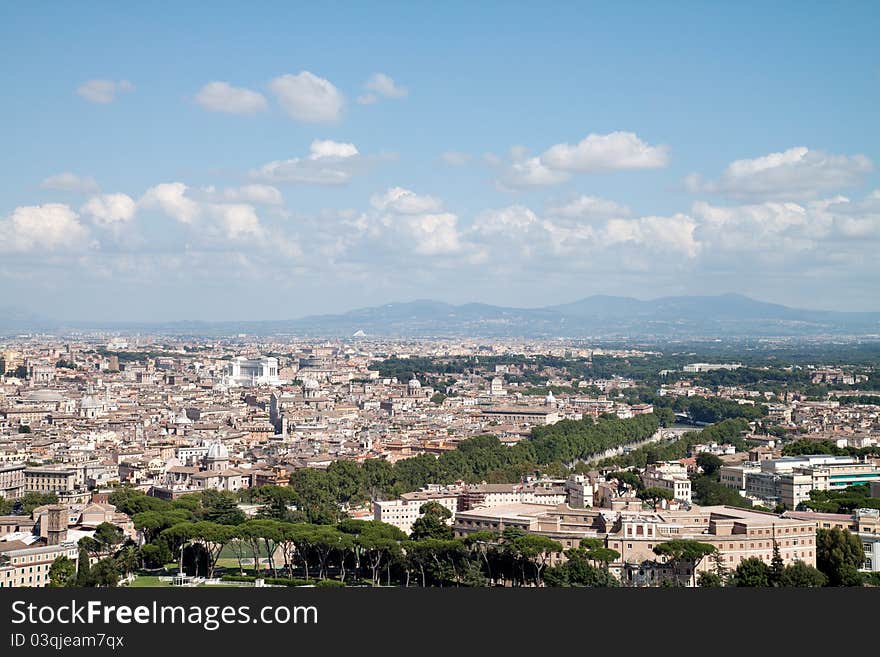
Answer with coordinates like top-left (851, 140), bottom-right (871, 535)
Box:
top-left (3, 294), bottom-right (879, 338)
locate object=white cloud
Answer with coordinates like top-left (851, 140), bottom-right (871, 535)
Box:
top-left (40, 172), bottom-right (100, 194)
top-left (269, 71), bottom-right (343, 122)
top-left (250, 140), bottom-right (362, 185)
top-left (441, 151), bottom-right (472, 166)
top-left (81, 193), bottom-right (137, 228)
top-left (686, 147), bottom-right (873, 200)
top-left (370, 187), bottom-right (443, 214)
top-left (603, 215), bottom-right (699, 258)
top-left (139, 183), bottom-right (201, 224)
top-left (545, 195), bottom-right (631, 220)
top-left (492, 132), bottom-right (667, 189)
top-left (0, 204), bottom-right (92, 252)
top-left (404, 213), bottom-right (461, 255)
top-left (356, 94), bottom-right (378, 105)
top-left (540, 131), bottom-right (669, 172)
top-left (363, 73), bottom-right (408, 99)
top-left (76, 79), bottom-right (134, 104)
top-left (207, 204), bottom-right (265, 241)
top-left (194, 81), bottom-right (267, 114)
top-left (309, 139), bottom-right (358, 158)
top-left (472, 205), bottom-right (541, 235)
top-left (201, 184), bottom-right (283, 206)
top-left (496, 153), bottom-right (571, 190)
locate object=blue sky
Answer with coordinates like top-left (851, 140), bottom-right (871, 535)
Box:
top-left (1, 1), bottom-right (879, 321)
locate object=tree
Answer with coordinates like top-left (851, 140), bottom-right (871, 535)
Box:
top-left (769, 540), bottom-right (785, 586)
top-left (75, 547), bottom-right (91, 586)
top-left (18, 492), bottom-right (59, 515)
top-left (410, 502), bottom-right (454, 541)
top-left (94, 522), bottom-right (124, 553)
top-left (696, 453), bottom-right (723, 477)
top-left (509, 535), bottom-right (563, 587)
top-left (816, 527), bottom-right (864, 586)
top-left (190, 521), bottom-right (235, 579)
top-left (697, 572), bottom-right (724, 587)
top-left (779, 561), bottom-right (827, 587)
top-left (639, 487), bottom-right (674, 510)
top-left (48, 556), bottom-right (77, 587)
top-left (90, 558), bottom-right (120, 587)
top-left (198, 490), bottom-right (246, 525)
top-left (78, 536), bottom-right (103, 558)
top-left (732, 558), bottom-right (771, 587)
top-left (652, 540), bottom-right (717, 587)
top-left (655, 407), bottom-right (676, 428)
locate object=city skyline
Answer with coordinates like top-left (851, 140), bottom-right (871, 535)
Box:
top-left (2, 2), bottom-right (880, 321)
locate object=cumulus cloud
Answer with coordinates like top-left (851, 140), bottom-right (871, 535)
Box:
top-left (40, 172), bottom-right (100, 194)
top-left (206, 204), bottom-right (265, 241)
top-left (540, 131), bottom-right (669, 172)
top-left (467, 203), bottom-right (699, 265)
top-left (0, 204), bottom-right (92, 252)
top-left (81, 193), bottom-right (137, 228)
top-left (495, 152), bottom-right (571, 190)
top-left (603, 215), bottom-right (699, 258)
top-left (370, 187), bottom-right (443, 214)
top-left (357, 73), bottom-right (408, 104)
top-left (492, 132), bottom-right (668, 189)
top-left (250, 140), bottom-right (364, 185)
top-left (269, 71), bottom-right (343, 122)
top-left (76, 79), bottom-right (134, 104)
top-left (140, 183), bottom-right (201, 224)
top-left (194, 81), bottom-right (268, 114)
top-left (685, 147), bottom-right (873, 200)
top-left (403, 213), bottom-right (461, 255)
top-left (335, 187), bottom-right (466, 259)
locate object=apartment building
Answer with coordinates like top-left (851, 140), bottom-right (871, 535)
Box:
top-left (373, 491), bottom-right (459, 535)
top-left (720, 455), bottom-right (880, 508)
top-left (24, 465), bottom-right (78, 495)
top-left (0, 463), bottom-right (25, 499)
top-left (641, 462), bottom-right (692, 504)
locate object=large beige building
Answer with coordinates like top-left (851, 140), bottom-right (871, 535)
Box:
top-left (454, 503), bottom-right (816, 586)
top-left (24, 465), bottom-right (78, 495)
top-left (783, 508), bottom-right (880, 573)
top-left (0, 463), bottom-right (25, 499)
top-left (482, 407), bottom-right (559, 425)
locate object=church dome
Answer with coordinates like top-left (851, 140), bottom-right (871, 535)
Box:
top-left (303, 378), bottom-right (320, 390)
top-left (206, 441), bottom-right (229, 460)
top-left (408, 377), bottom-right (421, 389)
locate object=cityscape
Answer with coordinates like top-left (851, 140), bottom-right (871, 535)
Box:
top-left (1, 334), bottom-right (879, 588)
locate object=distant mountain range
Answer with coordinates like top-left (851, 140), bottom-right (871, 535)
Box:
top-left (2, 294), bottom-right (879, 338)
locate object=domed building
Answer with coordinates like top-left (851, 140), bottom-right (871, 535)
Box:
top-left (204, 440), bottom-right (229, 471)
top-left (407, 377), bottom-right (422, 397)
top-left (303, 378), bottom-right (321, 399)
top-left (545, 390), bottom-right (556, 407)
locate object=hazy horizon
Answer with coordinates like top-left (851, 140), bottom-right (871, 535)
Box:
top-left (5, 291), bottom-right (879, 326)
